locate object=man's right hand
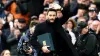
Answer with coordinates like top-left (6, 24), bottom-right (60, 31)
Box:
top-left (42, 46), bottom-right (50, 53)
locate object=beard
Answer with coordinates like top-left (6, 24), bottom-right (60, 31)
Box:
top-left (49, 19), bottom-right (55, 23)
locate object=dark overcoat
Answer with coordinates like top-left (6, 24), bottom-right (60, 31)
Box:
top-left (30, 5), bottom-right (79, 56)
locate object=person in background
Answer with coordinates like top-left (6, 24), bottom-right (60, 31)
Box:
top-left (6, 28), bottom-right (21, 56)
top-left (75, 21), bottom-right (98, 56)
top-left (0, 19), bottom-right (8, 54)
top-left (17, 18), bottom-right (29, 34)
top-left (70, 0), bottom-right (92, 16)
top-left (1, 50), bottom-right (11, 56)
top-left (13, 19), bottom-right (18, 29)
top-left (71, 4), bottom-right (88, 22)
top-left (87, 20), bottom-right (93, 29)
top-left (17, 21), bottom-right (38, 56)
top-left (38, 13), bottom-right (46, 23)
top-left (30, 15), bottom-right (39, 24)
top-left (89, 20), bottom-right (100, 53)
top-left (44, 0), bottom-right (61, 9)
top-left (64, 19), bottom-right (77, 45)
top-left (88, 8), bottom-right (99, 21)
top-left (43, 8), bottom-right (48, 15)
top-left (56, 9), bottom-right (63, 18)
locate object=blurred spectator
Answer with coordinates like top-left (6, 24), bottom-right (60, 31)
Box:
top-left (89, 20), bottom-right (100, 35)
top-left (17, 21), bottom-right (38, 56)
top-left (71, 4), bottom-right (88, 22)
top-left (87, 20), bottom-right (93, 29)
top-left (62, 0), bottom-right (69, 7)
top-left (30, 15), bottom-right (39, 24)
top-left (17, 18), bottom-right (29, 33)
top-left (44, 0), bottom-right (61, 9)
top-left (70, 0), bottom-right (92, 16)
top-left (13, 19), bottom-right (18, 29)
top-left (1, 50), bottom-right (11, 56)
top-left (29, 21), bottom-right (38, 35)
top-left (64, 19), bottom-right (77, 45)
top-left (75, 21), bottom-right (98, 56)
top-left (88, 8), bottom-right (99, 21)
top-left (38, 13), bottom-right (46, 23)
top-left (43, 8), bottom-right (48, 15)
top-left (56, 9), bottom-right (63, 18)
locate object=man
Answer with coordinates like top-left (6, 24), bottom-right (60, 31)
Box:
top-left (75, 21), bottom-right (98, 56)
top-left (38, 13), bottom-right (46, 23)
top-left (30, 4), bottom-right (78, 56)
top-left (88, 8), bottom-right (99, 21)
top-left (89, 20), bottom-right (100, 53)
top-left (71, 4), bottom-right (88, 22)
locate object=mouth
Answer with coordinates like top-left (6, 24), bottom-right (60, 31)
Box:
top-left (50, 19), bottom-right (54, 21)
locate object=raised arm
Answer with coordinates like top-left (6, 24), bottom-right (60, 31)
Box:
top-left (59, 0), bottom-right (72, 25)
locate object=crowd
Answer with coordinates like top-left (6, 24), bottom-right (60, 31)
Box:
top-left (0, 0), bottom-right (100, 56)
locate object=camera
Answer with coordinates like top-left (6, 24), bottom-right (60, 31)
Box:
top-left (17, 39), bottom-right (32, 55)
top-left (22, 41), bottom-right (30, 51)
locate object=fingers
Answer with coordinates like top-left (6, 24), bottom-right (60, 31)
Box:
top-left (42, 46), bottom-right (50, 53)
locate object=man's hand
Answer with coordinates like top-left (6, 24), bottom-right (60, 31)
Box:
top-left (42, 46), bottom-right (50, 53)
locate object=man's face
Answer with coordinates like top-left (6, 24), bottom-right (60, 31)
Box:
top-left (78, 9), bottom-right (86, 17)
top-left (17, 23), bottom-right (26, 29)
top-left (57, 11), bottom-right (63, 18)
top-left (66, 21), bottom-right (73, 29)
top-left (88, 11), bottom-right (97, 18)
top-left (39, 14), bottom-right (46, 23)
top-left (81, 26), bottom-right (89, 34)
top-left (92, 23), bottom-right (98, 31)
top-left (47, 11), bottom-right (57, 23)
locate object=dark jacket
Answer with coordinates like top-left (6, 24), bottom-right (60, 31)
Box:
top-left (75, 33), bottom-right (98, 56)
top-left (17, 29), bottom-right (37, 56)
top-left (0, 30), bottom-right (8, 54)
top-left (7, 32), bottom-right (21, 56)
top-left (30, 5), bottom-right (79, 56)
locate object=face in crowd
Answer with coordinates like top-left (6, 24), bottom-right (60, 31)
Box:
top-left (1, 50), bottom-right (11, 56)
top-left (47, 9), bottom-right (57, 23)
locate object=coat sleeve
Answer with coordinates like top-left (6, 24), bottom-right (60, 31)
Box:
top-left (59, 3), bottom-right (72, 25)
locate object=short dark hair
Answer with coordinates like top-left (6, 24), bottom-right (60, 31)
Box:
top-left (78, 4), bottom-right (88, 10)
top-left (18, 18), bottom-right (26, 23)
top-left (47, 8), bottom-right (57, 15)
